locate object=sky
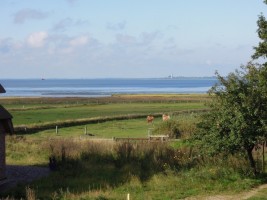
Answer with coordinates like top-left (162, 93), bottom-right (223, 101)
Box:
top-left (0, 0), bottom-right (266, 79)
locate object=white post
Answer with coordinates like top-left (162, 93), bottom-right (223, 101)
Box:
top-left (127, 193), bottom-right (130, 200)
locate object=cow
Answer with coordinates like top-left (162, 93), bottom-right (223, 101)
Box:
top-left (146, 115), bottom-right (154, 123)
top-left (162, 114), bottom-right (170, 121)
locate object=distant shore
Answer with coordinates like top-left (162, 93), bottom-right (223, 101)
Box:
top-left (0, 78), bottom-right (216, 97)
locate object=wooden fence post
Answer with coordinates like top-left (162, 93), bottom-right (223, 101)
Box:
top-left (84, 126), bottom-right (87, 135)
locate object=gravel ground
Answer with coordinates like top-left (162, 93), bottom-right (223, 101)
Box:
top-left (0, 165), bottom-right (50, 193)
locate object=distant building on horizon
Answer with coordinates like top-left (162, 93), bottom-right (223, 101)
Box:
top-left (167, 74), bottom-right (174, 79)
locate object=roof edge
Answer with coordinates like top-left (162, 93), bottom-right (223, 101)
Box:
top-left (0, 84), bottom-right (6, 93)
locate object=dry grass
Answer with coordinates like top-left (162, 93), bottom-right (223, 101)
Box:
top-left (0, 94), bottom-right (210, 105)
top-left (25, 187), bottom-right (36, 200)
top-left (3, 137), bottom-right (263, 200)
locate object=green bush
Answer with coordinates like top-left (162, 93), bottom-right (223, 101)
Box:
top-left (152, 120), bottom-right (181, 138)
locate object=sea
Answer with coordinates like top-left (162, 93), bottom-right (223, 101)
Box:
top-left (0, 78), bottom-right (218, 97)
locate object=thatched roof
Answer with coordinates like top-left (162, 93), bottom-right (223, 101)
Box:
top-left (0, 84), bottom-right (6, 93)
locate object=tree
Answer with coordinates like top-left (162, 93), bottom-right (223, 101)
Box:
top-left (193, 0), bottom-right (267, 175)
top-left (194, 64), bottom-right (267, 174)
top-left (252, 0), bottom-right (267, 60)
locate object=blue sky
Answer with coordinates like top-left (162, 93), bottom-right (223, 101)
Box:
top-left (0, 0), bottom-right (266, 78)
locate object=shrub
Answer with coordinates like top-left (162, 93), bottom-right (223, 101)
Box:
top-left (152, 120), bottom-right (181, 138)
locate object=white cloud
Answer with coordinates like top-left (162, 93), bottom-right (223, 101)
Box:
top-left (0, 38), bottom-right (23, 54)
top-left (27, 31), bottom-right (48, 48)
top-left (69, 36), bottom-right (89, 46)
top-left (53, 18), bottom-right (73, 31)
top-left (139, 31), bottom-right (163, 45)
top-left (0, 29), bottom-right (249, 78)
top-left (52, 18), bottom-right (90, 32)
top-left (205, 60), bottom-right (212, 66)
top-left (14, 9), bottom-right (49, 24)
top-left (60, 47), bottom-right (73, 54)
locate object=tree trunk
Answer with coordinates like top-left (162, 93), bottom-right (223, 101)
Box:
top-left (262, 141), bottom-right (265, 173)
top-left (246, 147), bottom-right (257, 175)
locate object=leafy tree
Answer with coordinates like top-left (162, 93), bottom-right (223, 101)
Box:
top-left (252, 0), bottom-right (267, 60)
top-left (194, 64), bottom-right (267, 174)
top-left (193, 0), bottom-right (267, 175)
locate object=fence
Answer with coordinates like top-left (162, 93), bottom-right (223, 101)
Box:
top-left (13, 109), bottom-right (209, 134)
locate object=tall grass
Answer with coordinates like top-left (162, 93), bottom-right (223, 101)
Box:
top-left (152, 113), bottom-right (200, 139)
top-left (2, 137), bottom-right (262, 200)
top-left (6, 135), bottom-right (49, 166)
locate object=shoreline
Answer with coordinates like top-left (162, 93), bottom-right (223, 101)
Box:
top-left (0, 78), bottom-right (215, 98)
top-left (0, 93), bottom-right (209, 100)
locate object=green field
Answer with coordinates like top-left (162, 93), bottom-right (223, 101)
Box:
top-left (10, 102), bottom-right (204, 125)
top-left (1, 95), bottom-right (266, 200)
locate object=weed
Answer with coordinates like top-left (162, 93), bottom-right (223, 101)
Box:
top-left (152, 120), bottom-right (181, 138)
top-left (25, 186), bottom-right (36, 200)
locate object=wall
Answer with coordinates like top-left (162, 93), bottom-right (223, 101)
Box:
top-left (0, 125), bottom-right (6, 180)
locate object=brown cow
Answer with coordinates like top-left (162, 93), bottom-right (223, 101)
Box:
top-left (146, 115), bottom-right (154, 123)
top-left (162, 114), bottom-right (170, 121)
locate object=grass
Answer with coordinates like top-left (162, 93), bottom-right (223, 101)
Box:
top-left (39, 169), bottom-right (259, 200)
top-left (0, 95), bottom-right (207, 126)
top-left (248, 189), bottom-right (267, 200)
top-left (6, 111), bottom-right (198, 166)
top-left (25, 118), bottom-right (151, 139)
top-left (2, 139), bottom-right (263, 200)
top-left (6, 113), bottom-right (197, 167)
top-left (1, 95), bottom-right (266, 199)
top-left (10, 102), bottom-right (205, 126)
top-left (22, 113), bottom-right (200, 140)
top-left (6, 136), bottom-right (49, 166)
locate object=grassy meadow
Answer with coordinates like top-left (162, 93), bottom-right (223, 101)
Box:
top-left (0, 95), bottom-right (208, 126)
top-left (1, 94), bottom-right (266, 200)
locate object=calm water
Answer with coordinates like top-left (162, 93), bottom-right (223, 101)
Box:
top-left (0, 78), bottom-right (217, 97)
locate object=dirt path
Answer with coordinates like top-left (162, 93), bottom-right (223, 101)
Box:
top-left (240, 184), bottom-right (267, 200)
top-left (185, 184), bottom-right (267, 200)
top-left (0, 165), bottom-right (50, 192)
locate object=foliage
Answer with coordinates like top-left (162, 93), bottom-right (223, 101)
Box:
top-left (49, 140), bottom-right (193, 177)
top-left (252, 0), bottom-right (267, 60)
top-left (193, 63), bottom-right (267, 174)
top-left (173, 112), bottom-right (200, 139)
top-left (152, 120), bottom-right (181, 138)
top-left (194, 0), bottom-right (267, 174)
